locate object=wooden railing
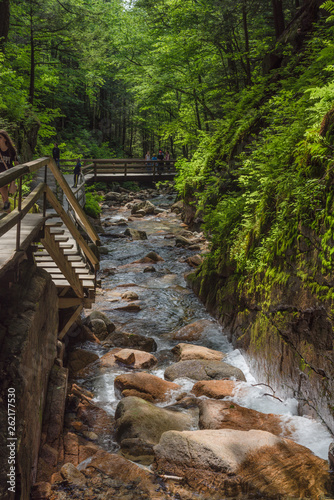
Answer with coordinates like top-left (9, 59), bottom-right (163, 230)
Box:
top-left (58, 158), bottom-right (177, 181)
top-left (0, 157), bottom-right (100, 272)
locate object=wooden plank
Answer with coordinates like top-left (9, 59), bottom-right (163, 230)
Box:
top-left (45, 186), bottom-right (99, 270)
top-left (41, 227), bottom-right (84, 298)
top-left (58, 297), bottom-right (93, 309)
top-left (52, 278), bottom-right (94, 288)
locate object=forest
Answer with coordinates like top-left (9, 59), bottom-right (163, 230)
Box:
top-left (1, 0), bottom-right (334, 299)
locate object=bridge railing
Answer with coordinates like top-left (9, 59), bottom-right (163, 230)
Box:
top-left (0, 157), bottom-right (100, 273)
top-left (55, 158), bottom-right (177, 180)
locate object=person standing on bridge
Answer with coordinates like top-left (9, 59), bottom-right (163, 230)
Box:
top-left (157, 148), bottom-right (164, 174)
top-left (0, 130), bottom-right (19, 212)
top-left (73, 158), bottom-right (82, 188)
top-left (52, 142), bottom-right (60, 168)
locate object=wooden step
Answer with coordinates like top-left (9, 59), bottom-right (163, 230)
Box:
top-left (36, 260), bottom-right (87, 268)
top-left (52, 278), bottom-right (95, 288)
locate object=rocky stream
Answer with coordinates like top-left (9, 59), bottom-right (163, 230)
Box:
top-left (33, 185), bottom-right (334, 500)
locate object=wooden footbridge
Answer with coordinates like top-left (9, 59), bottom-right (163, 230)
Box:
top-left (0, 156), bottom-right (177, 339)
top-left (61, 157), bottom-right (177, 183)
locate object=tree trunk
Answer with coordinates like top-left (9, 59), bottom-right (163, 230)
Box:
top-left (272, 0), bottom-right (285, 38)
top-left (28, 9), bottom-right (35, 105)
top-left (0, 0), bottom-right (10, 48)
top-left (242, 2), bottom-right (252, 86)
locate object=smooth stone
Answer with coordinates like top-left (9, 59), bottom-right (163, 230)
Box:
top-left (114, 372), bottom-right (181, 402)
top-left (172, 343), bottom-right (225, 361)
top-left (115, 349), bottom-right (158, 369)
top-left (164, 359), bottom-right (246, 382)
top-left (191, 380), bottom-right (239, 399)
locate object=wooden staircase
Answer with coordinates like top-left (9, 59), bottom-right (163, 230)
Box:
top-left (0, 157), bottom-right (101, 340)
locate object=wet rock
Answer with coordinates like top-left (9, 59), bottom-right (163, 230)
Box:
top-left (121, 291), bottom-right (139, 301)
top-left (83, 450), bottom-right (160, 497)
top-left (31, 482), bottom-right (52, 499)
top-left (77, 402), bottom-right (113, 435)
top-left (99, 348), bottom-right (122, 369)
top-left (99, 246), bottom-right (109, 254)
top-left (143, 266), bottom-right (156, 273)
top-left (114, 302), bottom-right (141, 312)
top-left (185, 254), bottom-right (203, 267)
top-left (134, 251), bottom-right (164, 264)
top-left (120, 438), bottom-right (155, 464)
top-left (153, 429), bottom-right (331, 500)
top-left (191, 380), bottom-right (239, 399)
top-left (124, 228), bottom-right (148, 240)
top-left (171, 200), bottom-right (184, 213)
top-left (86, 310), bottom-right (116, 334)
top-left (90, 318), bottom-right (108, 339)
top-left (175, 235), bottom-right (193, 247)
top-left (60, 462), bottom-right (87, 488)
top-left (115, 397), bottom-right (194, 450)
top-left (114, 372), bottom-right (180, 402)
top-left (329, 442), bottom-right (334, 471)
top-left (68, 349), bottom-right (99, 376)
top-left (172, 343), bottom-right (225, 361)
top-left (106, 331), bottom-right (157, 352)
top-left (82, 431), bottom-right (98, 441)
top-left (131, 200), bottom-right (156, 215)
top-left (172, 319), bottom-right (215, 341)
top-left (105, 191), bottom-right (123, 202)
top-left (198, 399), bottom-right (289, 436)
top-left (164, 359), bottom-right (246, 382)
top-left (115, 349), bottom-right (158, 369)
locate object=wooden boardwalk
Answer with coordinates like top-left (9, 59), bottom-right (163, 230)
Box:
top-left (0, 157), bottom-right (100, 339)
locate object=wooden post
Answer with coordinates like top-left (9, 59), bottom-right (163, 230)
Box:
top-left (94, 162), bottom-right (97, 183)
top-left (124, 162), bottom-right (127, 178)
top-left (43, 164), bottom-right (47, 217)
top-left (15, 176), bottom-right (23, 251)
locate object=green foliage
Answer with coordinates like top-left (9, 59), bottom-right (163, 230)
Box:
top-left (122, 181), bottom-right (141, 192)
top-left (84, 192), bottom-right (102, 219)
top-left (174, 19), bottom-right (334, 305)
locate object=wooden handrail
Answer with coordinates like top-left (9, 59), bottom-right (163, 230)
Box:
top-left (45, 186), bottom-right (99, 271)
top-left (48, 158), bottom-right (100, 246)
top-left (0, 183), bottom-right (46, 237)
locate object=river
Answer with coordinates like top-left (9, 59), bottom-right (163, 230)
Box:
top-left (74, 188), bottom-right (333, 465)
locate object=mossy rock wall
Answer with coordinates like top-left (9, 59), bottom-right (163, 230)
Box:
top-left (188, 263), bottom-right (334, 433)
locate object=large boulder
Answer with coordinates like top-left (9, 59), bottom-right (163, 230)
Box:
top-left (67, 349), bottom-right (99, 376)
top-left (164, 360), bottom-right (246, 382)
top-left (153, 429), bottom-right (331, 499)
top-left (172, 319), bottom-right (216, 342)
top-left (131, 200), bottom-right (155, 215)
top-left (85, 311), bottom-right (116, 341)
top-left (191, 379), bottom-right (240, 399)
top-left (114, 396), bottom-right (195, 458)
top-left (124, 228), bottom-right (148, 240)
top-left (106, 331), bottom-right (157, 352)
top-left (133, 251), bottom-right (164, 264)
top-left (172, 343), bottom-right (225, 362)
top-left (114, 372), bottom-right (180, 402)
top-left (198, 399), bottom-right (289, 437)
top-left (115, 349), bottom-right (158, 369)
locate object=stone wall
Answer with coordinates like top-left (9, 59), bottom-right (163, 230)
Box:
top-left (0, 262), bottom-right (59, 500)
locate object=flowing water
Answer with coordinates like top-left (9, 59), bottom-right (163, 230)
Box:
top-left (78, 191), bottom-right (333, 461)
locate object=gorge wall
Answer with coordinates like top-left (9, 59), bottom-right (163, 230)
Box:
top-left (187, 253), bottom-right (334, 435)
top-left (0, 262), bottom-right (59, 500)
